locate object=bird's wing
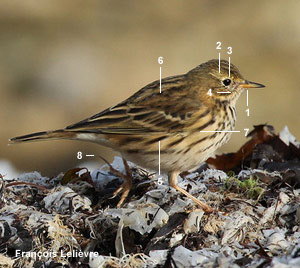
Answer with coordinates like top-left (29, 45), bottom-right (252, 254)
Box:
top-left (65, 74), bottom-right (207, 135)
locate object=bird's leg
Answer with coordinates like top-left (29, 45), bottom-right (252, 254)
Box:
top-left (114, 158), bottom-right (133, 207)
top-left (168, 171), bottom-right (213, 213)
top-left (99, 156), bottom-right (132, 207)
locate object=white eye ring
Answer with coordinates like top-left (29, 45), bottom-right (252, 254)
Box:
top-left (222, 79), bottom-right (231, 86)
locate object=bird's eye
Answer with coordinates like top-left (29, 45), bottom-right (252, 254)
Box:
top-left (222, 79), bottom-right (231, 86)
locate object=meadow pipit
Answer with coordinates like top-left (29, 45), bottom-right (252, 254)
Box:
top-left (10, 59), bottom-right (265, 212)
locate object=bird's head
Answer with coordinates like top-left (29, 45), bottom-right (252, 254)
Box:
top-left (187, 59), bottom-right (265, 104)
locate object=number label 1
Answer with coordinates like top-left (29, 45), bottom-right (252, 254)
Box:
top-left (246, 108), bottom-right (250, 117)
top-left (77, 151), bottom-right (82, 159)
top-left (244, 128), bottom-right (249, 137)
top-left (158, 56), bottom-right (163, 65)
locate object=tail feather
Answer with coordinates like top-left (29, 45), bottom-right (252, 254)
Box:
top-left (9, 129), bottom-right (76, 144)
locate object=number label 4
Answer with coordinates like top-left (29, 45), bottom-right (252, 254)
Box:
top-left (207, 88), bottom-right (212, 96)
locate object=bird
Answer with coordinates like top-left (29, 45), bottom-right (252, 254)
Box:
top-left (10, 59), bottom-right (265, 213)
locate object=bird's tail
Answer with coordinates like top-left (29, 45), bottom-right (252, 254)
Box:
top-left (9, 129), bottom-right (76, 144)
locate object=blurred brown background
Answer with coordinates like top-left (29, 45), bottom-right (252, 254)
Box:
top-left (1, 0), bottom-right (300, 177)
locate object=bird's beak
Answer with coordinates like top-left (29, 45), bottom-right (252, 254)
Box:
top-left (240, 80), bottom-right (265, 88)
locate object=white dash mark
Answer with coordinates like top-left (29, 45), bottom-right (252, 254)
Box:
top-left (217, 91), bottom-right (231, 94)
top-left (159, 67), bottom-right (162, 93)
top-left (86, 154), bottom-right (95, 157)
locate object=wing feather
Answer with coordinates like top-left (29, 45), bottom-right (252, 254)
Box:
top-left (65, 74), bottom-right (207, 135)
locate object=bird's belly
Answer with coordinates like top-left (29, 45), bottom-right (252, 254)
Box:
top-left (121, 130), bottom-right (233, 174)
top-left (103, 108), bottom-right (236, 174)
top-left (163, 131), bottom-right (232, 172)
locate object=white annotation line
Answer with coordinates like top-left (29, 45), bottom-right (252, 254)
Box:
top-left (228, 56), bottom-right (231, 76)
top-left (158, 65), bottom-right (162, 174)
top-left (246, 89), bottom-right (249, 106)
top-left (159, 67), bottom-right (162, 93)
top-left (218, 53), bottom-right (221, 73)
top-left (217, 91), bottom-right (231, 94)
top-left (86, 154), bottom-right (95, 157)
top-left (158, 141), bottom-right (161, 175)
top-left (200, 130), bottom-right (240, 133)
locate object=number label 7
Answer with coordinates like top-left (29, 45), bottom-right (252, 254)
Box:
top-left (244, 128), bottom-right (249, 137)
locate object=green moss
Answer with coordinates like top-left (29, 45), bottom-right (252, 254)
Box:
top-left (224, 174), bottom-right (264, 202)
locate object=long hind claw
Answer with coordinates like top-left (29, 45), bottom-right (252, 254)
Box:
top-left (99, 156), bottom-right (133, 207)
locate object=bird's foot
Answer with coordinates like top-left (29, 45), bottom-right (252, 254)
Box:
top-left (99, 156), bottom-right (132, 208)
top-left (169, 171), bottom-right (214, 213)
top-left (173, 184), bottom-right (214, 213)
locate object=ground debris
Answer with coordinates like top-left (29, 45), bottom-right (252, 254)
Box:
top-left (1, 125), bottom-right (300, 267)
